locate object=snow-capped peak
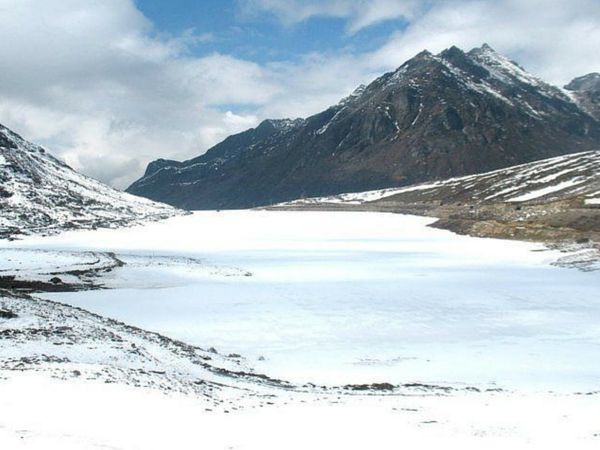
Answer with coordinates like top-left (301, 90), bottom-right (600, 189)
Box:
top-left (467, 44), bottom-right (559, 95)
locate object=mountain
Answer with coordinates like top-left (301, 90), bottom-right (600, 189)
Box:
top-left (127, 44), bottom-right (600, 210)
top-left (0, 123), bottom-right (180, 239)
top-left (279, 149), bottom-right (600, 250)
top-left (565, 73), bottom-right (600, 121)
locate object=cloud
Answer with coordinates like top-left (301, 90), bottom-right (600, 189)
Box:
top-left (0, 0), bottom-right (599, 189)
top-left (0, 0), bottom-right (275, 187)
top-left (0, 0), bottom-right (379, 188)
top-left (238, 0), bottom-right (426, 33)
top-left (365, 0), bottom-right (600, 85)
top-left (241, 0), bottom-right (600, 84)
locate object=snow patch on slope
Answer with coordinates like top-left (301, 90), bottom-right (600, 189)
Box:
top-left (284, 183), bottom-right (444, 205)
top-left (507, 179), bottom-right (587, 202)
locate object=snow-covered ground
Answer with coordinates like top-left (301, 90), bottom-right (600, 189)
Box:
top-left (3, 210), bottom-right (599, 391)
top-left (2, 210), bottom-right (600, 448)
top-left (1, 371), bottom-right (599, 450)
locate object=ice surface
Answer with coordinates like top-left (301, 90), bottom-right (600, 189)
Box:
top-left (5, 211), bottom-right (599, 392)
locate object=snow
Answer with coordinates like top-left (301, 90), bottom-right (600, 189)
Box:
top-left (286, 182), bottom-right (443, 205)
top-left (5, 211), bottom-right (600, 392)
top-left (1, 371), bottom-right (599, 450)
top-left (507, 178), bottom-right (587, 202)
top-left (411, 102), bottom-right (424, 126)
top-left (2, 210), bottom-right (600, 448)
top-left (470, 44), bottom-right (565, 100)
top-left (437, 57), bottom-right (515, 106)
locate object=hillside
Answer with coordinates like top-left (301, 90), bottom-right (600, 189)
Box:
top-left (285, 150), bottom-right (600, 207)
top-left (0, 123), bottom-right (181, 239)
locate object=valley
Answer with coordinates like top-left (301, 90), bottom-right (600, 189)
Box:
top-left (2, 211), bottom-right (600, 447)
top-left (1, 32), bottom-right (599, 448)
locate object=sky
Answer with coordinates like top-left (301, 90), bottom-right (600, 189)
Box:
top-left (0, 0), bottom-right (599, 188)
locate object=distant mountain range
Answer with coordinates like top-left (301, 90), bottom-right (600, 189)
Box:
top-left (127, 44), bottom-right (600, 210)
top-left (0, 124), bottom-right (180, 239)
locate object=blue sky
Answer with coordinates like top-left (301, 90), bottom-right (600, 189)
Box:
top-left (136, 0), bottom-right (409, 64)
top-left (1, 0), bottom-right (599, 188)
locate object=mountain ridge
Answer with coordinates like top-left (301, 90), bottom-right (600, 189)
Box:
top-left (128, 44), bottom-right (600, 210)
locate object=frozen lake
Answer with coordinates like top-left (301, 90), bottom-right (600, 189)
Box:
top-left (7, 211), bottom-right (600, 391)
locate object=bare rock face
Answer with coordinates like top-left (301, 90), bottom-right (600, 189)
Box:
top-left (565, 73), bottom-right (600, 121)
top-left (127, 44), bottom-right (600, 210)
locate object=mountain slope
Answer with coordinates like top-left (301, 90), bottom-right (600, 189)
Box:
top-left (278, 150), bottom-right (600, 253)
top-left (285, 150), bottom-right (600, 207)
top-left (128, 44), bottom-right (600, 210)
top-left (0, 124), bottom-right (180, 239)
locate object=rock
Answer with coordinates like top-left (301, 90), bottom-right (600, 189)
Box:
top-left (0, 309), bottom-right (18, 319)
top-left (345, 382), bottom-right (395, 391)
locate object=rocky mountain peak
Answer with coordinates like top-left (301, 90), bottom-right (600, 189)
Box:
top-left (127, 44), bottom-right (600, 210)
top-left (467, 44), bottom-right (540, 86)
top-left (143, 158), bottom-right (182, 177)
top-left (440, 45), bottom-right (467, 59)
top-left (468, 43), bottom-right (501, 59)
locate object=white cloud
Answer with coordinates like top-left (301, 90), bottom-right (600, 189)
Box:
top-left (0, 0), bottom-right (599, 189)
top-left (365, 0), bottom-right (600, 85)
top-left (239, 0), bottom-right (425, 33)
top-left (241, 0), bottom-right (600, 84)
top-left (0, 0), bottom-right (277, 187)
